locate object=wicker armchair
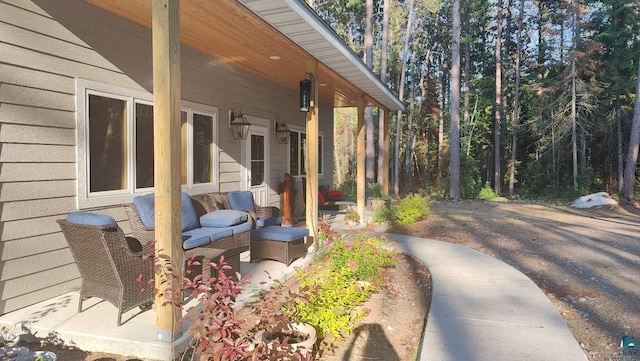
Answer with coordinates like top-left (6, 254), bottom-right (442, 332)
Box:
top-left (57, 213), bottom-right (154, 326)
top-left (226, 191), bottom-right (282, 228)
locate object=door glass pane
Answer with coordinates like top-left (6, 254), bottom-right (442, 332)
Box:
top-left (251, 134), bottom-right (265, 186)
top-left (251, 161), bottom-right (264, 186)
top-left (135, 103), bottom-right (154, 188)
top-left (181, 111), bottom-right (188, 185)
top-left (289, 132), bottom-right (299, 176)
top-left (193, 113), bottom-right (214, 184)
top-left (88, 94), bottom-right (127, 192)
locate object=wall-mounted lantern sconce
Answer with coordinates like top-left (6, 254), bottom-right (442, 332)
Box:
top-left (299, 73), bottom-right (314, 112)
top-left (274, 120), bottom-right (291, 144)
top-left (229, 108), bottom-right (251, 140)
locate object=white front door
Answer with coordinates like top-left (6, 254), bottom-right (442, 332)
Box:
top-left (244, 124), bottom-right (269, 206)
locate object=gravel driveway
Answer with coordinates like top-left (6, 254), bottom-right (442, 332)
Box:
top-left (401, 200), bottom-right (640, 361)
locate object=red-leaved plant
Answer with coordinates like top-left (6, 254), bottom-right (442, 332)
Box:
top-left (138, 243), bottom-right (314, 361)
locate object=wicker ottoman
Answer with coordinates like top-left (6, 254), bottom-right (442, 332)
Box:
top-left (250, 226), bottom-right (309, 265)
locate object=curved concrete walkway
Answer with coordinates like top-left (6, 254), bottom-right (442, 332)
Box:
top-left (386, 233), bottom-right (588, 361)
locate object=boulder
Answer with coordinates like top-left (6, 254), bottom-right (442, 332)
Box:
top-left (570, 192), bottom-right (618, 209)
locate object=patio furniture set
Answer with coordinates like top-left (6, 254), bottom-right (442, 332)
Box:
top-left (56, 191), bottom-right (309, 326)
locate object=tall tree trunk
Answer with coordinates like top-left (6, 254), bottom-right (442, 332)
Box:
top-left (571, 1), bottom-right (578, 191)
top-left (617, 97), bottom-right (623, 193)
top-left (494, 0), bottom-right (503, 194)
top-left (553, 113), bottom-right (557, 193)
top-left (377, 0), bottom-right (391, 186)
top-left (394, 0), bottom-right (416, 197)
top-left (365, 0), bottom-right (375, 183)
top-left (620, 53), bottom-right (640, 200)
top-left (404, 46), bottom-right (419, 192)
top-left (437, 53), bottom-right (446, 188)
top-left (509, 0), bottom-right (525, 197)
top-left (462, 0), bottom-right (471, 128)
top-left (450, 0), bottom-right (461, 200)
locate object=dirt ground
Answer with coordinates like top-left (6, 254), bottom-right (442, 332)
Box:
top-left (399, 199), bottom-right (640, 361)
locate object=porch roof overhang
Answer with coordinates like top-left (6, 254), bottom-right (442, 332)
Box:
top-left (84, 0), bottom-right (404, 112)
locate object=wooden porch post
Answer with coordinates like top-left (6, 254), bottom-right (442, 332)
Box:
top-left (152, 0), bottom-right (182, 341)
top-left (382, 109), bottom-right (390, 198)
top-left (305, 60), bottom-right (319, 242)
top-left (357, 96), bottom-right (366, 220)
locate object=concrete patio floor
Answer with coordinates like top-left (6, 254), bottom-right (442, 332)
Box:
top-left (0, 210), bottom-right (366, 360)
top-left (0, 247), bottom-right (318, 360)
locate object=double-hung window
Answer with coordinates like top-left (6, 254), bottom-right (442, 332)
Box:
top-left (77, 79), bottom-right (219, 208)
top-left (288, 128), bottom-right (323, 178)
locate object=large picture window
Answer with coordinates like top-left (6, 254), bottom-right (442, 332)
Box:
top-left (88, 94), bottom-right (128, 192)
top-left (77, 79), bottom-right (219, 208)
top-left (288, 129), bottom-right (323, 177)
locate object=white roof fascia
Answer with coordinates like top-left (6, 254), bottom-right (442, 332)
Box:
top-left (239, 0), bottom-right (405, 112)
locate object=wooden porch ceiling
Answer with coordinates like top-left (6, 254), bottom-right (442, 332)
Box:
top-left (84, 0), bottom-right (400, 111)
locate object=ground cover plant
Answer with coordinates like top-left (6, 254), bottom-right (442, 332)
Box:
top-left (291, 234), bottom-right (397, 342)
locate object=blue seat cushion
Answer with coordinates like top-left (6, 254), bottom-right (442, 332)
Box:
top-left (200, 209), bottom-right (248, 228)
top-left (256, 215), bottom-right (283, 228)
top-left (134, 192), bottom-right (200, 232)
top-left (67, 212), bottom-right (117, 227)
top-left (227, 221), bottom-right (252, 235)
top-left (228, 191), bottom-right (256, 213)
top-left (250, 226), bottom-right (309, 242)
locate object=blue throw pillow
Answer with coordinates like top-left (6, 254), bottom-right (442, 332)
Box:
top-left (200, 209), bottom-right (248, 228)
top-left (133, 193), bottom-right (155, 228)
top-left (180, 192), bottom-right (200, 231)
top-left (134, 192), bottom-right (200, 231)
top-left (67, 212), bottom-right (117, 227)
top-left (228, 191), bottom-right (256, 212)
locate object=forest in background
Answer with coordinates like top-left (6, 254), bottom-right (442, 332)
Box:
top-left (310, 0), bottom-right (640, 200)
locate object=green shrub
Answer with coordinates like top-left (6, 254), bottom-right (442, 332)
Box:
top-left (372, 200), bottom-right (392, 223)
top-left (392, 193), bottom-right (430, 225)
top-left (477, 182), bottom-right (500, 200)
top-left (460, 153), bottom-right (483, 199)
top-left (368, 182), bottom-right (383, 198)
top-left (337, 178), bottom-right (357, 200)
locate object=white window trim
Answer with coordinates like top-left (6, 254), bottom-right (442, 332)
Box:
top-left (287, 125), bottom-right (324, 180)
top-left (181, 101), bottom-right (220, 193)
top-left (76, 78), bottom-right (220, 209)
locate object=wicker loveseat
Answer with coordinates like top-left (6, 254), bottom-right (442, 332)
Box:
top-left (124, 191), bottom-right (281, 278)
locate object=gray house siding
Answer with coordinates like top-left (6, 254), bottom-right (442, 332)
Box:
top-left (0, 0), bottom-right (334, 314)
